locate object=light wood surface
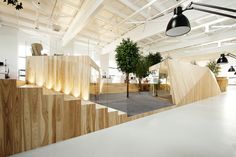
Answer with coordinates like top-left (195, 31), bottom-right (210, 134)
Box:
top-left (0, 79), bottom-right (129, 157)
top-left (167, 59), bottom-right (221, 105)
top-left (216, 77), bottom-right (228, 92)
top-left (100, 83), bottom-right (139, 94)
top-left (150, 59), bottom-right (221, 105)
top-left (1, 79), bottom-right (179, 157)
top-left (26, 56), bottom-right (100, 100)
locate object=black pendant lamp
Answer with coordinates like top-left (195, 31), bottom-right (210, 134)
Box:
top-left (166, 7), bottom-right (191, 37)
top-left (166, 2), bottom-right (236, 37)
top-left (217, 54), bottom-right (228, 64)
top-left (228, 66), bottom-right (235, 72)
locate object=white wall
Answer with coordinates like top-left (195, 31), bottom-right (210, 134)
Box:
top-left (0, 26), bottom-right (18, 78)
top-left (0, 25), bottom-right (119, 80)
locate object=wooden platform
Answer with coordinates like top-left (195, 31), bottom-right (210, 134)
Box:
top-left (0, 79), bottom-right (177, 157)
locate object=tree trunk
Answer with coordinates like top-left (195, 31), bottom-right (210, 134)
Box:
top-left (126, 73), bottom-right (129, 98)
top-left (138, 78), bottom-right (142, 92)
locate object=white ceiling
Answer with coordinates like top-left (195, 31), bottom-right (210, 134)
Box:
top-left (0, 0), bottom-right (236, 59)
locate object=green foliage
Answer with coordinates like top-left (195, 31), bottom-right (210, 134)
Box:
top-left (146, 52), bottom-right (162, 67)
top-left (135, 56), bottom-right (149, 79)
top-left (115, 38), bottom-right (140, 97)
top-left (115, 38), bottom-right (140, 74)
top-left (206, 61), bottom-right (221, 76)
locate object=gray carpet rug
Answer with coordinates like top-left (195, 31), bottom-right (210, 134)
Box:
top-left (90, 92), bottom-right (173, 116)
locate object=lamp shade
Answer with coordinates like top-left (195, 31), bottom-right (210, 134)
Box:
top-left (166, 7), bottom-right (191, 37)
top-left (228, 66), bottom-right (235, 72)
top-left (217, 54), bottom-right (228, 64)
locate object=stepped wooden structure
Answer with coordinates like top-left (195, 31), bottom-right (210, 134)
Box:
top-left (0, 79), bottom-right (177, 157)
top-left (0, 80), bottom-right (128, 157)
top-left (149, 59), bottom-right (221, 105)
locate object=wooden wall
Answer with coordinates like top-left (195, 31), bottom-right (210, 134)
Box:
top-left (100, 83), bottom-right (139, 94)
top-left (0, 79), bottom-right (178, 157)
top-left (25, 56), bottom-right (100, 100)
top-left (166, 59), bottom-right (221, 105)
top-left (0, 80), bottom-right (127, 157)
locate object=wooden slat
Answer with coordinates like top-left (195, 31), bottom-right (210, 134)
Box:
top-left (63, 100), bottom-right (81, 140)
top-left (101, 83), bottom-right (139, 94)
top-left (26, 56), bottom-right (100, 100)
top-left (95, 108), bottom-right (108, 131)
top-left (108, 111), bottom-right (119, 127)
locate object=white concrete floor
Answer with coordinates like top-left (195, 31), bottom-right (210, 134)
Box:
top-left (11, 86), bottom-right (236, 157)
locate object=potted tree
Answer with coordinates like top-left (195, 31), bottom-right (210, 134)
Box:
top-left (134, 56), bottom-right (149, 92)
top-left (115, 38), bottom-right (140, 98)
top-left (206, 60), bottom-right (227, 92)
top-left (206, 61), bottom-right (221, 76)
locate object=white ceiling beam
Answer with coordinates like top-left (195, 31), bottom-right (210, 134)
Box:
top-left (104, 5), bottom-right (129, 19)
top-left (118, 0), bottom-right (148, 18)
top-left (151, 28), bottom-right (236, 58)
top-left (146, 0), bottom-right (169, 14)
top-left (62, 0), bottom-right (104, 47)
top-left (102, 0), bottom-right (189, 54)
top-left (149, 18), bottom-right (231, 52)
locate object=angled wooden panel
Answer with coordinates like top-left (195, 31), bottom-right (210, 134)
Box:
top-left (165, 59), bottom-right (221, 105)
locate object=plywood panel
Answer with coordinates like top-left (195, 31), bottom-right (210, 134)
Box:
top-left (166, 59), bottom-right (221, 105)
top-left (108, 111), bottom-right (119, 127)
top-left (81, 104), bottom-right (96, 135)
top-left (95, 108), bottom-right (108, 131)
top-left (63, 100), bottom-right (81, 140)
top-left (216, 77), bottom-right (228, 92)
top-left (101, 83), bottom-right (139, 94)
top-left (19, 87), bottom-right (43, 150)
top-left (0, 79), bottom-right (21, 156)
top-left (26, 56), bottom-right (100, 100)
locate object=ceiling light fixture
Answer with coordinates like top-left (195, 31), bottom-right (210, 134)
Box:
top-left (217, 54), bottom-right (228, 64)
top-left (217, 53), bottom-right (236, 64)
top-left (2, 0), bottom-right (23, 10)
top-left (228, 66), bottom-right (235, 72)
top-left (166, 2), bottom-right (236, 37)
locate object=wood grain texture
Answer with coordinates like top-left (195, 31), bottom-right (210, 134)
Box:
top-left (108, 111), bottom-right (119, 127)
top-left (26, 56), bottom-right (100, 100)
top-left (216, 77), bottom-right (228, 92)
top-left (1, 79), bottom-right (183, 157)
top-left (0, 79), bottom-right (21, 156)
top-left (150, 59), bottom-right (221, 105)
top-left (101, 83), bottom-right (139, 94)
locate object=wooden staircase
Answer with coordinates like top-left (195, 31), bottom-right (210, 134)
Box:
top-left (0, 79), bottom-right (176, 157)
top-left (0, 80), bottom-right (128, 157)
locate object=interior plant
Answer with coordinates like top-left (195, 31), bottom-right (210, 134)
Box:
top-left (206, 60), bottom-right (221, 76)
top-left (134, 56), bottom-right (149, 92)
top-left (146, 52), bottom-right (163, 67)
top-left (115, 38), bottom-right (140, 98)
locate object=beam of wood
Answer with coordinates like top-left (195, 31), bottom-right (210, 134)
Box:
top-left (62, 0), bottom-right (104, 47)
